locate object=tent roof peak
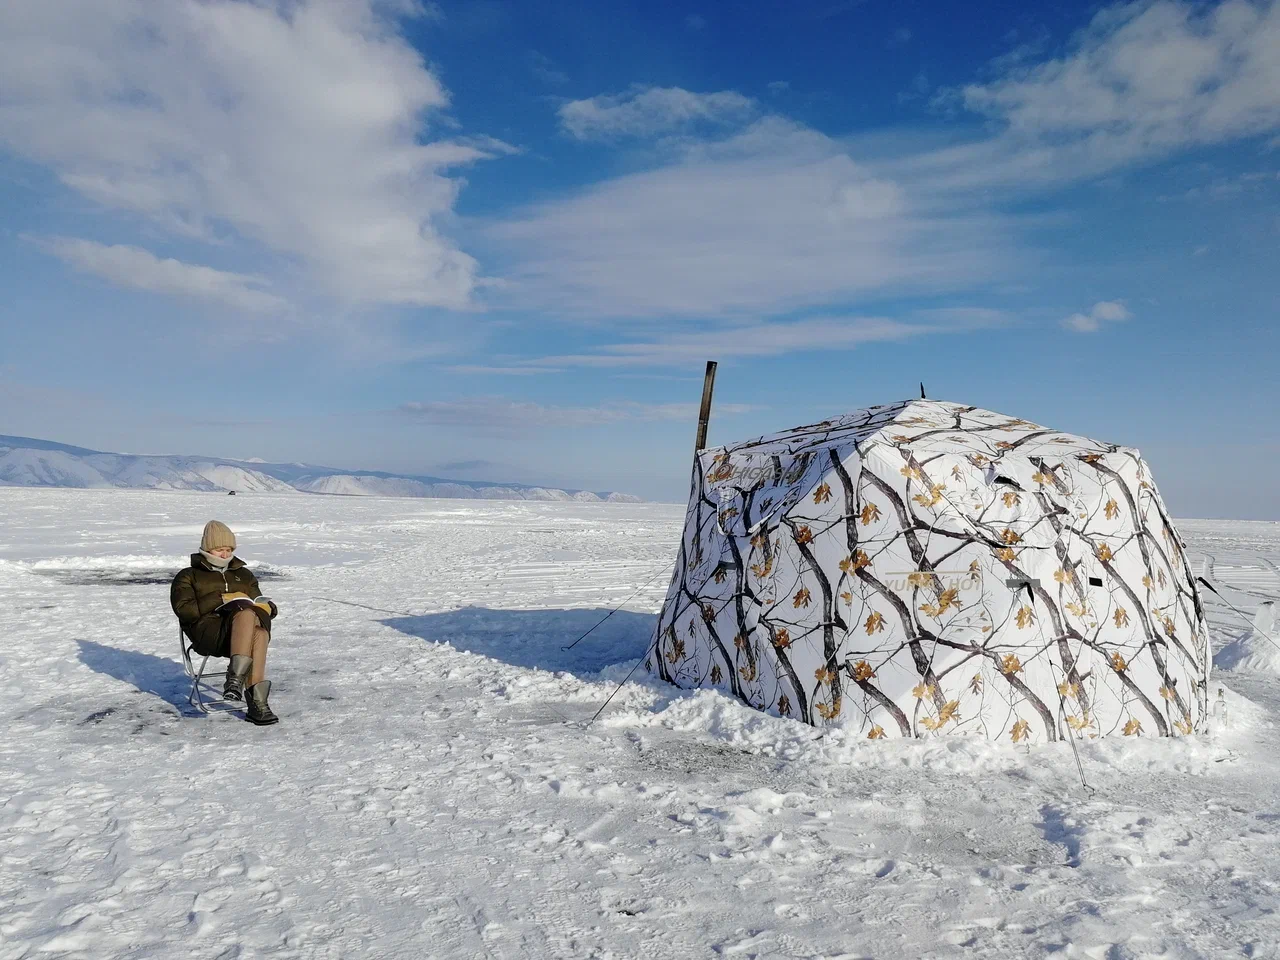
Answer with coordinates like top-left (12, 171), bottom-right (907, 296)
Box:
top-left (703, 398), bottom-right (1130, 463)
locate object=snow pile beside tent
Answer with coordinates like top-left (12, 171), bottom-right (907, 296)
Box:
top-left (1214, 601), bottom-right (1280, 674)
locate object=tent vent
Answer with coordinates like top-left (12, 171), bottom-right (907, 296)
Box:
top-left (1088, 576), bottom-right (1104, 587)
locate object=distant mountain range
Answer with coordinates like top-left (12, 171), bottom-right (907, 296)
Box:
top-left (0, 435), bottom-right (641, 503)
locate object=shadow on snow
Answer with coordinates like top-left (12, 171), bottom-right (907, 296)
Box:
top-left (379, 606), bottom-right (657, 680)
top-left (76, 639), bottom-right (202, 718)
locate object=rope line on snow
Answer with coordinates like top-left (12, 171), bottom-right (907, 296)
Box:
top-left (577, 558), bottom-right (691, 725)
top-left (560, 563), bottom-right (675, 652)
top-left (310, 596), bottom-right (418, 618)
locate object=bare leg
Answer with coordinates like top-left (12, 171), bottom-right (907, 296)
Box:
top-left (229, 609), bottom-right (257, 658)
top-left (249, 626), bottom-right (270, 686)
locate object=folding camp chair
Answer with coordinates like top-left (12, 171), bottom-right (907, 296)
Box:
top-left (179, 624), bottom-right (238, 714)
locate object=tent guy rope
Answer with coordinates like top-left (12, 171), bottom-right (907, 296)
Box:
top-left (560, 562), bottom-right (674, 652)
top-left (1196, 577), bottom-right (1280, 653)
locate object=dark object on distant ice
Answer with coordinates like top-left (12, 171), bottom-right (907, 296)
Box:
top-left (228, 490), bottom-right (237, 495)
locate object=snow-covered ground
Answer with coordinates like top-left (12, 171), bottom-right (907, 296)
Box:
top-left (2, 489), bottom-right (1279, 960)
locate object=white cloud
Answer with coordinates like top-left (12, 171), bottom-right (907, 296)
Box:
top-left (504, 3), bottom-right (1279, 323)
top-left (1062, 300), bottom-right (1132, 333)
top-left (1062, 313), bottom-right (1097, 333)
top-left (1169, 169), bottom-right (1280, 201)
top-left (558, 86), bottom-right (757, 141)
top-left (932, 0), bottom-right (1280, 188)
top-left (502, 311), bottom-right (1005, 369)
top-left (490, 117), bottom-right (1010, 317)
top-left (897, 71), bottom-right (932, 104)
top-left (496, 4), bottom-right (1279, 322)
top-left (528, 50), bottom-right (568, 86)
top-left (34, 237), bottom-right (287, 313)
top-left (443, 364), bottom-right (562, 376)
top-left (400, 396), bottom-right (753, 429)
top-left (0, 0), bottom-right (502, 309)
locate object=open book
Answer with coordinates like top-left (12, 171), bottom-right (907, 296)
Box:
top-left (217, 593), bottom-right (274, 615)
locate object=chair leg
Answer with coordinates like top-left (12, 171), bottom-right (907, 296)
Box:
top-left (188, 656), bottom-right (243, 715)
top-left (189, 655), bottom-right (211, 713)
top-left (180, 625), bottom-right (198, 679)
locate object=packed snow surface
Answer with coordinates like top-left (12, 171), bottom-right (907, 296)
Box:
top-left (2, 489), bottom-right (1279, 959)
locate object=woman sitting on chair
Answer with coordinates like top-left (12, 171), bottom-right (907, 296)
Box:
top-left (171, 521), bottom-right (280, 725)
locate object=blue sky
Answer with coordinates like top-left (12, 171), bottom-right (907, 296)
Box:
top-left (1, 0), bottom-right (1277, 514)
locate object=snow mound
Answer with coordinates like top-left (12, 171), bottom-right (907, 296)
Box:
top-left (28, 554), bottom-right (182, 571)
top-left (605, 682), bottom-right (1238, 778)
top-left (1215, 632), bottom-right (1280, 674)
top-left (1215, 602), bottom-right (1280, 674)
top-left (605, 687), bottom-right (1030, 774)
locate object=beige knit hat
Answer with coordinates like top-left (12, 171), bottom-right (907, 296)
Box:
top-left (200, 520), bottom-right (237, 552)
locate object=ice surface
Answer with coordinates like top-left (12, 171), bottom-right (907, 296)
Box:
top-left (2, 489), bottom-right (1279, 959)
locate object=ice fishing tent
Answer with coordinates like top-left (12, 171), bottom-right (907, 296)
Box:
top-left (651, 399), bottom-right (1210, 741)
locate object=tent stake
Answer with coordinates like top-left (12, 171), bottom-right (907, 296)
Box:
top-left (695, 360), bottom-right (718, 452)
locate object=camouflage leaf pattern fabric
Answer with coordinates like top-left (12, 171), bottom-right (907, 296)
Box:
top-left (652, 400), bottom-right (1210, 741)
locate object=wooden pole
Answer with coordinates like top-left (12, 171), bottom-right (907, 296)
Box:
top-left (695, 360), bottom-right (717, 453)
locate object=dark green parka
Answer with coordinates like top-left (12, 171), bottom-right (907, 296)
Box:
top-left (171, 553), bottom-right (275, 656)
